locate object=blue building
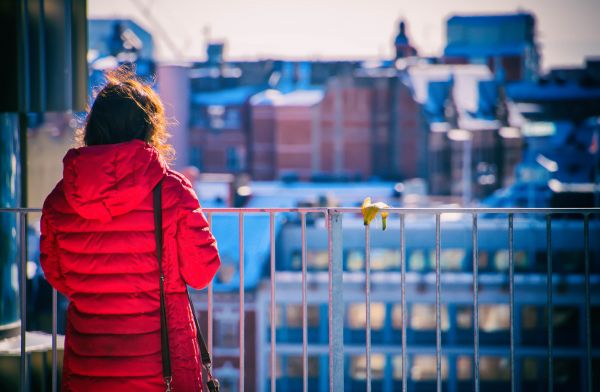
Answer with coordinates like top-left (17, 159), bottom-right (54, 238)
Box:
top-left (444, 13), bottom-right (540, 82)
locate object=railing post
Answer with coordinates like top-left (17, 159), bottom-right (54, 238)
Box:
top-left (400, 214), bottom-right (407, 392)
top-left (583, 214), bottom-right (591, 392)
top-left (52, 288), bottom-right (57, 392)
top-left (239, 211), bottom-right (245, 392)
top-left (328, 211), bottom-right (344, 391)
top-left (365, 224), bottom-right (371, 392)
top-left (270, 212), bottom-right (276, 392)
top-left (472, 213), bottom-right (479, 392)
top-left (207, 213), bottom-right (214, 357)
top-left (301, 212), bottom-right (308, 392)
top-left (19, 211), bottom-right (28, 392)
top-left (508, 214), bottom-right (515, 392)
top-left (435, 214), bottom-right (442, 392)
top-left (546, 214), bottom-right (553, 392)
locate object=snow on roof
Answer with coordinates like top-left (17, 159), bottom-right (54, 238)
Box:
top-left (408, 64), bottom-right (497, 130)
top-left (250, 88), bottom-right (325, 107)
top-left (191, 86), bottom-right (261, 106)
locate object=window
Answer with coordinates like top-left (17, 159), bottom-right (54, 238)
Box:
top-left (189, 146), bottom-right (203, 170)
top-left (521, 305), bottom-right (540, 330)
top-left (371, 249), bottom-right (401, 270)
top-left (215, 314), bottom-right (239, 348)
top-left (392, 356), bottom-right (404, 380)
top-left (410, 304), bottom-right (450, 331)
top-left (480, 356), bottom-right (510, 381)
top-left (286, 355), bottom-right (320, 378)
top-left (391, 305), bottom-right (404, 329)
top-left (408, 250), bottom-right (427, 271)
top-left (410, 355), bottom-right (448, 380)
top-left (347, 303), bottom-right (385, 330)
top-left (284, 304), bottom-right (320, 327)
top-left (205, 106), bottom-right (241, 130)
top-left (291, 250), bottom-right (329, 270)
top-left (457, 356), bottom-right (472, 380)
top-left (347, 250), bottom-right (363, 271)
top-left (272, 356), bottom-right (283, 379)
top-left (350, 354), bottom-right (385, 380)
top-left (479, 305), bottom-right (510, 332)
top-left (208, 105), bottom-right (226, 130)
top-left (345, 249), bottom-right (400, 271)
top-left (439, 249), bottom-right (466, 271)
top-left (217, 264), bottom-right (236, 284)
top-left (522, 357), bottom-right (540, 381)
top-left (226, 147), bottom-right (246, 171)
top-left (479, 251), bottom-right (490, 269)
top-left (456, 306), bottom-right (473, 329)
top-left (494, 250), bottom-right (528, 271)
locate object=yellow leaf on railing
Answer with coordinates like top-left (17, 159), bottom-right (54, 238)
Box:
top-left (361, 197), bottom-right (390, 231)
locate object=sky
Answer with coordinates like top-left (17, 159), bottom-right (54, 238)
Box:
top-left (89, 0), bottom-right (600, 71)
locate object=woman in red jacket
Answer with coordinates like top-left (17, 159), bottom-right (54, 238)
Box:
top-left (40, 69), bottom-right (220, 391)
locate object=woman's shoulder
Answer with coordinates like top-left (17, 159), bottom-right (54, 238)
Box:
top-left (162, 170), bottom-right (198, 203)
top-left (42, 181), bottom-right (68, 212)
top-left (42, 181), bottom-right (75, 225)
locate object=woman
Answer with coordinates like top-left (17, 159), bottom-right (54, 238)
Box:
top-left (40, 68), bottom-right (220, 391)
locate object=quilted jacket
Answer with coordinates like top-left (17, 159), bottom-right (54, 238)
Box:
top-left (40, 139), bottom-right (220, 391)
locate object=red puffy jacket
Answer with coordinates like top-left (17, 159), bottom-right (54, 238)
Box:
top-left (40, 140), bottom-right (220, 391)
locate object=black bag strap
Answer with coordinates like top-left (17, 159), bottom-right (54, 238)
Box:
top-left (153, 180), bottom-right (220, 392)
top-left (153, 181), bottom-right (172, 391)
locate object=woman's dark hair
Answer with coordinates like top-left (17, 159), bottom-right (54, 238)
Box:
top-left (77, 66), bottom-right (174, 161)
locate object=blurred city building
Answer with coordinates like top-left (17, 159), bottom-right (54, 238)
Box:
top-left (2, 5), bottom-right (599, 391)
top-left (443, 13), bottom-right (540, 82)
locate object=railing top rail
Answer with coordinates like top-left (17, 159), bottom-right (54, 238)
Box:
top-left (331, 207), bottom-right (600, 214)
top-left (2, 206), bottom-right (600, 214)
top-left (0, 207), bottom-right (43, 213)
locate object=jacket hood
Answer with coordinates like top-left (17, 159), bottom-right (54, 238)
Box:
top-left (62, 140), bottom-right (167, 222)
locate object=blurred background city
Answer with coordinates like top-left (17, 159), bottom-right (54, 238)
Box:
top-left (1, 0), bottom-right (599, 391)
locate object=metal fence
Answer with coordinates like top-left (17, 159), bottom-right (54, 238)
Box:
top-left (1, 207), bottom-right (598, 392)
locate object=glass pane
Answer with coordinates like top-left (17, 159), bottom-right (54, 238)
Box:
top-left (408, 250), bottom-right (427, 271)
top-left (347, 250), bottom-right (364, 271)
top-left (457, 356), bottom-right (473, 380)
top-left (286, 355), bottom-right (320, 377)
top-left (371, 249), bottom-right (400, 270)
top-left (286, 304), bottom-right (320, 327)
top-left (479, 304), bottom-right (510, 332)
top-left (347, 303), bottom-right (386, 330)
top-left (350, 354), bottom-right (386, 380)
top-left (392, 355), bottom-right (404, 380)
top-left (410, 304), bottom-right (450, 331)
top-left (456, 306), bottom-right (473, 329)
top-left (521, 305), bottom-right (539, 330)
top-left (411, 355), bottom-right (448, 380)
top-left (391, 305), bottom-right (403, 329)
top-left (480, 356), bottom-right (510, 381)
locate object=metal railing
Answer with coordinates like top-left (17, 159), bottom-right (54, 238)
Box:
top-left (1, 206), bottom-right (599, 392)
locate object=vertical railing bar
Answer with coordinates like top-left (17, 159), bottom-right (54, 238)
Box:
top-left (584, 214), bottom-right (591, 392)
top-left (239, 211), bottom-right (245, 392)
top-left (301, 212), bottom-right (308, 392)
top-left (401, 214), bottom-right (407, 392)
top-left (52, 288), bottom-right (57, 392)
top-left (328, 211), bottom-right (344, 391)
top-left (509, 213), bottom-right (515, 392)
top-left (207, 213), bottom-right (214, 357)
top-left (365, 224), bottom-right (371, 392)
top-left (270, 212), bottom-right (276, 392)
top-left (435, 213), bottom-right (441, 392)
top-left (19, 211), bottom-right (28, 392)
top-left (547, 214), bottom-right (553, 392)
top-left (472, 213), bottom-right (480, 392)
